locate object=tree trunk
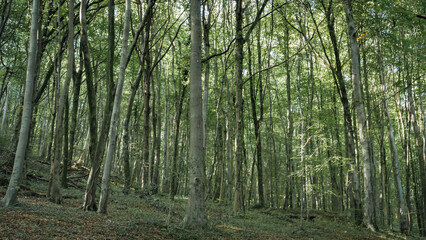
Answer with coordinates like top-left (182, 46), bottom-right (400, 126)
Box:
top-left (122, 69), bottom-right (142, 195)
top-left (152, 67), bottom-right (162, 194)
top-left (405, 58), bottom-right (426, 236)
top-left (283, 15), bottom-right (295, 209)
top-left (2, 0), bottom-right (39, 207)
top-left (202, 0), bottom-right (211, 165)
top-left (343, 0), bottom-right (378, 231)
top-left (98, 0), bottom-right (131, 214)
top-left (170, 84), bottom-right (187, 199)
top-left (66, 53), bottom-right (82, 187)
top-left (47, 0), bottom-right (74, 203)
top-left (376, 31), bottom-right (408, 232)
top-left (81, 0), bottom-right (99, 211)
top-left (321, 0), bottom-right (361, 221)
top-left (141, 2), bottom-right (153, 189)
top-left (183, 0), bottom-right (207, 227)
top-left (161, 51), bottom-right (171, 193)
top-left (233, 0), bottom-right (244, 215)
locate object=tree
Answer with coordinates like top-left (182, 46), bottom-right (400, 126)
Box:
top-left (343, 0), bottom-right (378, 231)
top-left (80, 0), bottom-right (99, 211)
top-left (47, 0), bottom-right (73, 204)
top-left (183, 0), bottom-right (207, 228)
top-left (98, 0), bottom-right (131, 214)
top-left (2, 0), bottom-right (40, 207)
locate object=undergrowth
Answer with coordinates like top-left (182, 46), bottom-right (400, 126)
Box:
top-left (0, 145), bottom-right (419, 239)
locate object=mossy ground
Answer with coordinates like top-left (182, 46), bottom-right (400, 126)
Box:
top-left (0, 146), bottom-right (420, 239)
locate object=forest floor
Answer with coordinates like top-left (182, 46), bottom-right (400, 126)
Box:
top-left (0, 147), bottom-right (420, 239)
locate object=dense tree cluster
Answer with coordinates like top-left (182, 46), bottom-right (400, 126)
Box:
top-left (1, 0), bottom-right (424, 235)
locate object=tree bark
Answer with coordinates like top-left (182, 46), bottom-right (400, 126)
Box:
top-left (141, 1), bottom-right (154, 189)
top-left (81, 0), bottom-right (99, 211)
top-left (183, 0), bottom-right (207, 227)
top-left (233, 0), bottom-right (244, 215)
top-left (98, 0), bottom-right (131, 214)
top-left (405, 58), bottom-right (426, 236)
top-left (343, 0), bottom-right (378, 231)
top-left (48, 1), bottom-right (69, 204)
top-left (170, 84), bottom-right (187, 199)
top-left (319, 0), bottom-right (361, 221)
top-left (2, 0), bottom-right (39, 207)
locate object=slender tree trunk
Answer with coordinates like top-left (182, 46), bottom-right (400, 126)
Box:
top-left (161, 56), bottom-right (171, 193)
top-left (170, 84), bottom-right (187, 199)
top-left (81, 0), bottom-right (99, 211)
top-left (225, 59), bottom-right (232, 202)
top-left (141, 2), bottom-right (153, 189)
top-left (2, 0), bottom-right (39, 207)
top-left (1, 84), bottom-right (8, 132)
top-left (344, 0), bottom-right (378, 231)
top-left (321, 0), bottom-right (361, 221)
top-left (233, 0), bottom-right (244, 214)
top-left (152, 67), bottom-right (162, 193)
top-left (376, 33), bottom-right (408, 232)
top-left (49, 0), bottom-right (75, 201)
top-left (283, 16), bottom-right (295, 209)
top-left (405, 58), bottom-right (426, 236)
top-left (202, 0), bottom-right (211, 164)
top-left (183, 0), bottom-right (207, 227)
top-left (255, 6), bottom-right (264, 207)
top-left (62, 96), bottom-right (69, 188)
top-left (98, 0), bottom-right (131, 214)
top-left (66, 54), bottom-right (82, 186)
top-left (122, 67), bottom-right (142, 194)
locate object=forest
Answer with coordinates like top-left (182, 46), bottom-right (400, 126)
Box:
top-left (0, 0), bottom-right (425, 238)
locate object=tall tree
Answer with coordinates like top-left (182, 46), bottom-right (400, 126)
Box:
top-left (98, 0), bottom-right (132, 214)
top-left (80, 0), bottom-right (99, 211)
top-left (2, 0), bottom-right (40, 207)
top-left (183, 0), bottom-right (207, 228)
top-left (343, 0), bottom-right (378, 231)
top-left (233, 0), bottom-right (268, 215)
top-left (48, 0), bottom-right (72, 204)
top-left (141, 0), bottom-right (154, 189)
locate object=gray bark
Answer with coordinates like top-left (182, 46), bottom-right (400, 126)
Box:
top-left (98, 0), bottom-right (131, 214)
top-left (48, 1), bottom-right (69, 204)
top-left (2, 0), bottom-right (39, 207)
top-left (183, 0), bottom-right (207, 228)
top-left (343, 0), bottom-right (378, 231)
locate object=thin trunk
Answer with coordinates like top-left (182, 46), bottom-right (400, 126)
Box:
top-left (344, 0), bottom-right (378, 230)
top-left (283, 16), bottom-right (294, 209)
top-left (202, 0), bottom-right (211, 163)
top-left (48, 0), bottom-right (72, 204)
top-left (141, 3), bottom-right (153, 189)
top-left (3, 0), bottom-right (39, 207)
top-left (183, 0), bottom-right (207, 227)
top-left (376, 32), bottom-right (408, 232)
top-left (121, 71), bottom-right (142, 195)
top-left (405, 58), bottom-right (426, 236)
top-left (81, 0), bottom-right (99, 211)
top-left (61, 95), bottom-right (69, 188)
top-left (152, 67), bottom-right (162, 193)
top-left (321, 0), bottom-right (361, 221)
top-left (67, 54), bottom-right (82, 187)
top-left (233, 0), bottom-right (244, 214)
top-left (161, 52), bottom-right (171, 193)
top-left (98, 0), bottom-right (131, 213)
top-left (170, 84), bottom-right (187, 199)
